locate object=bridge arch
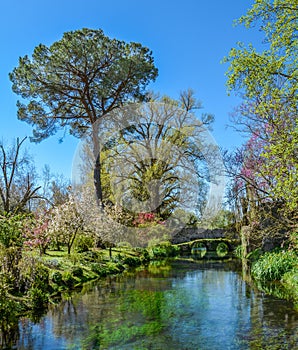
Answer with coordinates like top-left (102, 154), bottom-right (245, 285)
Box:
top-left (191, 242), bottom-right (207, 258)
top-left (179, 238), bottom-right (239, 259)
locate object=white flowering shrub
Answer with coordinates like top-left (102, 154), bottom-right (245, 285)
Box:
top-left (47, 186), bottom-right (127, 253)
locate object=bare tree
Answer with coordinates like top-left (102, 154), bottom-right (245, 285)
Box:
top-left (0, 137), bottom-right (41, 213)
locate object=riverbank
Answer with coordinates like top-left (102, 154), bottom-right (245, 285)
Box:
top-left (0, 241), bottom-right (180, 325)
top-left (4, 258), bottom-right (298, 350)
top-left (242, 248), bottom-right (298, 309)
top-left (1, 241), bottom-right (297, 330)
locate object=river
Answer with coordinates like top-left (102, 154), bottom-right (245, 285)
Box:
top-left (9, 260), bottom-right (298, 349)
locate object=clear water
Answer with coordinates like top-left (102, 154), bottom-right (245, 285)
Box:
top-left (14, 260), bottom-right (298, 349)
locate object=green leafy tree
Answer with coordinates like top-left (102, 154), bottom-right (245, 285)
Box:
top-left (0, 214), bottom-right (25, 248)
top-left (0, 214), bottom-right (26, 289)
top-left (224, 0), bottom-right (298, 236)
top-left (93, 91), bottom-right (214, 220)
top-left (9, 28), bottom-right (158, 205)
top-left (225, 0), bottom-right (297, 108)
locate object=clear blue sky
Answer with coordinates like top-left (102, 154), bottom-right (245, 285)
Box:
top-left (0, 0), bottom-right (262, 179)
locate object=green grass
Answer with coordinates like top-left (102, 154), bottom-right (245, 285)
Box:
top-left (44, 250), bottom-right (68, 257)
top-left (281, 268), bottom-right (298, 308)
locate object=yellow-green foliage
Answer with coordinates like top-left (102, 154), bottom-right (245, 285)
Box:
top-left (224, 0), bottom-right (298, 213)
top-left (281, 265), bottom-right (298, 308)
top-left (251, 250), bottom-right (297, 281)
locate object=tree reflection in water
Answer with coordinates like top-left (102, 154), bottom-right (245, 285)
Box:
top-left (2, 260), bottom-right (298, 349)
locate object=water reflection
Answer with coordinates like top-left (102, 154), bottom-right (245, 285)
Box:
top-left (3, 260), bottom-right (298, 349)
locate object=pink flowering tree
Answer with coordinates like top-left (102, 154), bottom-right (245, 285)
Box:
top-left (23, 212), bottom-right (51, 255)
top-left (132, 212), bottom-right (168, 247)
top-left (225, 123), bottom-right (275, 228)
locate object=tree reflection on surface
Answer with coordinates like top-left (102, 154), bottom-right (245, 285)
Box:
top-left (3, 260), bottom-right (298, 349)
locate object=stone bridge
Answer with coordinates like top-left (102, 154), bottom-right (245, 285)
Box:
top-left (170, 227), bottom-right (240, 258)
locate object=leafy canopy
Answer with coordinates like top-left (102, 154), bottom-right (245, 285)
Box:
top-left (9, 28), bottom-right (158, 142)
top-left (224, 0), bottom-right (298, 213)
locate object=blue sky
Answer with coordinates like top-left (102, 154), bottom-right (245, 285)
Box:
top-left (0, 0), bottom-right (262, 179)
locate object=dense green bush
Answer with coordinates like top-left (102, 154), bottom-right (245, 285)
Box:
top-left (121, 256), bottom-right (142, 267)
top-left (32, 264), bottom-right (50, 290)
top-left (141, 249), bottom-right (150, 262)
top-left (0, 246), bottom-right (22, 282)
top-left (149, 242), bottom-right (180, 259)
top-left (90, 263), bottom-right (105, 276)
top-left (51, 271), bottom-right (63, 285)
top-left (62, 271), bottom-right (76, 288)
top-left (0, 282), bottom-right (20, 325)
top-left (70, 266), bottom-right (84, 278)
top-left (80, 250), bottom-right (103, 262)
top-left (282, 269), bottom-right (298, 304)
top-left (27, 287), bottom-right (48, 310)
top-left (105, 262), bottom-right (121, 274)
top-left (0, 214), bottom-right (25, 248)
top-left (18, 258), bottom-right (49, 293)
top-left (246, 248), bottom-right (262, 261)
top-left (74, 235), bottom-right (94, 253)
top-left (251, 250), bottom-right (297, 281)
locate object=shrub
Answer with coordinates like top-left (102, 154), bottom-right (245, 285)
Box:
top-left (17, 258), bottom-right (49, 293)
top-left (51, 271), bottom-right (63, 285)
top-left (92, 261), bottom-right (125, 277)
top-left (246, 248), bottom-right (262, 262)
top-left (90, 263), bottom-right (104, 275)
top-left (122, 256), bottom-right (142, 267)
top-left (251, 250), bottom-right (297, 281)
top-left (0, 283), bottom-right (19, 324)
top-left (27, 287), bottom-right (48, 310)
top-left (71, 266), bottom-right (84, 278)
top-left (105, 262), bottom-right (121, 274)
top-left (33, 264), bottom-right (50, 290)
top-left (282, 269), bottom-right (298, 303)
top-left (0, 245), bottom-right (22, 281)
top-left (149, 241), bottom-right (180, 259)
top-left (282, 269), bottom-right (298, 289)
top-left (62, 271), bottom-right (76, 288)
top-left (141, 249), bottom-right (150, 262)
top-left (80, 250), bottom-right (103, 262)
top-left (75, 235), bottom-right (94, 253)
top-left (0, 214), bottom-right (25, 248)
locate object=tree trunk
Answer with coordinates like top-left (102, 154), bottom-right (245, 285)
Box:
top-left (94, 153), bottom-right (104, 208)
top-left (240, 225), bottom-right (249, 258)
top-left (92, 123), bottom-right (104, 209)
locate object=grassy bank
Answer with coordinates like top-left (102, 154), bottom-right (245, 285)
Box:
top-left (247, 249), bottom-right (298, 309)
top-left (0, 242), bottom-right (180, 326)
